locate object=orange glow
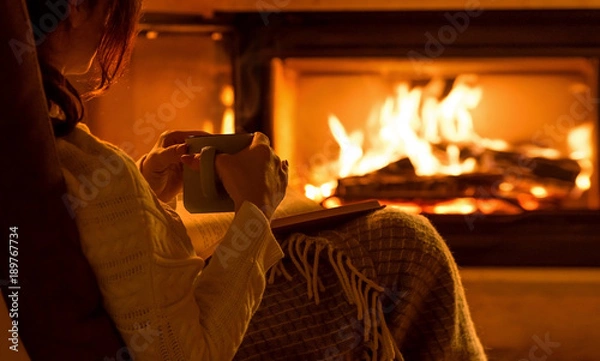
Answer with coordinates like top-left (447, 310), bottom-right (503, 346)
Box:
top-left (302, 74), bottom-right (594, 214)
top-left (201, 120), bottom-right (214, 133)
top-left (145, 31), bottom-right (159, 40)
top-left (499, 182), bottom-right (514, 192)
top-left (568, 123), bottom-right (594, 192)
top-left (530, 186), bottom-right (549, 199)
top-left (221, 110), bottom-right (235, 134)
top-left (430, 198), bottom-right (477, 215)
top-left (220, 85), bottom-right (234, 107)
top-left (383, 203), bottom-right (422, 214)
top-left (576, 170), bottom-right (592, 191)
top-left (322, 197), bottom-right (343, 208)
top-left (304, 181), bottom-right (338, 203)
top-left (322, 75), bottom-right (490, 180)
top-left (220, 85), bottom-right (235, 134)
top-left (306, 75), bottom-right (492, 204)
top-left (518, 194), bottom-right (540, 211)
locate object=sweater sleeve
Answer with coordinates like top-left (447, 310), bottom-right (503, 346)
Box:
top-left (55, 126), bottom-right (283, 361)
top-left (190, 201), bottom-right (284, 359)
top-left (127, 202), bottom-right (283, 361)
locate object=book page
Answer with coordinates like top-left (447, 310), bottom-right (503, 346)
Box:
top-left (176, 189), bottom-right (323, 259)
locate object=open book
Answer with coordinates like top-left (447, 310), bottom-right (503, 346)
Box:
top-left (270, 199), bottom-right (384, 235)
top-left (175, 191), bottom-right (383, 259)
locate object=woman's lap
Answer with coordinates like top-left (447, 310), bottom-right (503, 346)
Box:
top-left (235, 208), bottom-right (486, 361)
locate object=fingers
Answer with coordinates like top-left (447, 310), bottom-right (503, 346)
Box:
top-left (158, 130), bottom-right (212, 147)
top-left (180, 153), bottom-right (200, 171)
top-left (144, 143), bottom-right (187, 173)
top-left (251, 132), bottom-right (270, 147)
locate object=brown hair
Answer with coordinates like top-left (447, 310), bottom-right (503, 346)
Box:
top-left (27, 0), bottom-right (142, 137)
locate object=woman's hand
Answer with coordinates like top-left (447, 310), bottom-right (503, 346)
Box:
top-left (139, 130), bottom-right (209, 203)
top-left (181, 132), bottom-right (288, 219)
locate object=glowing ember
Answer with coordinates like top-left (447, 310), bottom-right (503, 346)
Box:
top-left (384, 203), bottom-right (422, 214)
top-left (322, 197), bottom-right (343, 209)
top-left (431, 198), bottom-right (477, 215)
top-left (499, 182), bottom-right (514, 192)
top-left (530, 186), bottom-right (549, 199)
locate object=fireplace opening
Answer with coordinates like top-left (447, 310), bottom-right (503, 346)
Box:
top-left (272, 57), bottom-right (599, 215)
top-left (228, 9), bottom-right (600, 266)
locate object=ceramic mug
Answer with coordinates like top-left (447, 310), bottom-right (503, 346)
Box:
top-left (183, 133), bottom-right (254, 213)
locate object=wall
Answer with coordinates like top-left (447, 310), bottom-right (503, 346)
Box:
top-left (84, 31), bottom-right (232, 160)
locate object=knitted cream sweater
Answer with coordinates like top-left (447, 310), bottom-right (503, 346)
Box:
top-left (56, 124), bottom-right (284, 360)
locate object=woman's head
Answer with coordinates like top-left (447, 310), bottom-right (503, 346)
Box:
top-left (27, 0), bottom-right (141, 136)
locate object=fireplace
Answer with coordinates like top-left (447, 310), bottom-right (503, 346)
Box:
top-left (227, 10), bottom-right (600, 266)
top-left (271, 57), bottom-right (597, 213)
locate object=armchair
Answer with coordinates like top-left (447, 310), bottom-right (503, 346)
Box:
top-left (0, 0), bottom-right (126, 359)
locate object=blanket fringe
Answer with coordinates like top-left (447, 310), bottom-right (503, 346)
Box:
top-left (268, 236), bottom-right (403, 361)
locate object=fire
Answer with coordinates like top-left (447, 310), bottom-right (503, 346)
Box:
top-left (432, 198), bottom-right (477, 215)
top-left (307, 75), bottom-right (489, 203)
top-left (304, 74), bottom-right (596, 214)
top-left (530, 186), bottom-right (548, 199)
top-left (326, 76), bottom-right (483, 179)
top-left (568, 123), bottom-right (594, 192)
top-left (220, 85), bottom-right (235, 134)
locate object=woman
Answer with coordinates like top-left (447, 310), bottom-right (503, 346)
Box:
top-left (28, 0), bottom-right (487, 360)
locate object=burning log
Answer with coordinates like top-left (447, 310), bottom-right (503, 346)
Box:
top-left (335, 149), bottom-right (580, 208)
top-left (372, 158), bottom-right (415, 176)
top-left (482, 150), bottom-right (581, 183)
top-left (336, 172), bottom-right (504, 200)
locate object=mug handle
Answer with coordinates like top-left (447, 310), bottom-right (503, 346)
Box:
top-left (199, 146), bottom-right (219, 199)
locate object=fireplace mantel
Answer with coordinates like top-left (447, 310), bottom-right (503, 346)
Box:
top-left (143, 0), bottom-right (600, 16)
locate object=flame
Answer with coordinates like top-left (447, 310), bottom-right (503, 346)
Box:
top-left (305, 75), bottom-right (595, 214)
top-left (431, 198), bottom-right (478, 215)
top-left (221, 109), bottom-right (235, 134)
top-left (384, 203), bottom-right (422, 214)
top-left (307, 76), bottom-right (486, 201)
top-left (530, 186), bottom-right (549, 198)
top-left (568, 122), bottom-right (594, 192)
top-left (220, 85), bottom-right (235, 134)
top-left (326, 76), bottom-right (485, 179)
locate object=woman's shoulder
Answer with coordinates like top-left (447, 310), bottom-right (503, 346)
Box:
top-left (55, 122), bottom-right (146, 201)
top-left (56, 122), bottom-right (135, 167)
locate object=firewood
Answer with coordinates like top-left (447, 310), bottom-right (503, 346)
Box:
top-left (336, 173), bottom-right (504, 200)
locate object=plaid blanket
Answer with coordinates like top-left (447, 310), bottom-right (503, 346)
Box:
top-left (235, 208), bottom-right (487, 361)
